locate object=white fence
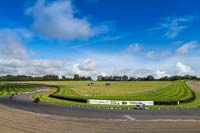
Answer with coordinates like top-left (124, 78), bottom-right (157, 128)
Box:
top-left (87, 99), bottom-right (154, 105)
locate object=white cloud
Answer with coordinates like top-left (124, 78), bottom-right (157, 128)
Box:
top-left (0, 28), bottom-right (200, 78)
top-left (109, 67), bottom-right (172, 79)
top-left (31, 59), bottom-right (64, 68)
top-left (77, 59), bottom-right (96, 71)
top-left (26, 0), bottom-right (107, 40)
top-left (0, 29), bottom-right (29, 59)
top-left (0, 28), bottom-right (69, 76)
top-left (146, 51), bottom-right (155, 58)
top-left (0, 59), bottom-right (26, 67)
top-left (151, 16), bottom-right (194, 39)
top-left (126, 43), bottom-right (141, 53)
top-left (146, 50), bottom-right (171, 59)
top-left (153, 70), bottom-right (171, 79)
top-left (72, 59), bottom-right (96, 76)
top-left (113, 68), bottom-right (132, 76)
top-left (176, 62), bottom-right (193, 75)
top-left (113, 68), bottom-right (171, 79)
top-left (0, 59), bottom-right (68, 76)
top-left (0, 28), bottom-right (98, 77)
top-left (26, 59), bottom-right (67, 76)
top-left (80, 49), bottom-right (200, 78)
top-left (132, 69), bottom-right (154, 77)
top-left (176, 41), bottom-right (198, 54)
top-left (99, 72), bottom-right (107, 77)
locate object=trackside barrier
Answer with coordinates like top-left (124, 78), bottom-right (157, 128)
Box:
top-left (87, 100), bottom-right (154, 105)
top-left (154, 101), bottom-right (179, 105)
top-left (48, 85), bottom-right (87, 103)
top-left (49, 94), bottom-right (87, 103)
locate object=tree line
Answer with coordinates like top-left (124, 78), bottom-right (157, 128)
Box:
top-left (0, 74), bottom-right (92, 81)
top-left (0, 74), bottom-right (198, 81)
top-left (97, 75), bottom-right (199, 81)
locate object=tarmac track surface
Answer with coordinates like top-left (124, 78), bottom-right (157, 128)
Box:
top-left (1, 84), bottom-right (200, 121)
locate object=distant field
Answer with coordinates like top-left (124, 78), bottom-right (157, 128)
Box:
top-left (51, 80), bottom-right (194, 101)
top-left (53, 81), bottom-right (171, 96)
top-left (9, 80), bottom-right (170, 96)
top-left (0, 84), bottom-right (36, 96)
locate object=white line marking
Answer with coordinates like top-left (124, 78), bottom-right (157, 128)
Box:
top-left (123, 115), bottom-right (136, 121)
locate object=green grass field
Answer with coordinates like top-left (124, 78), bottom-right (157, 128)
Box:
top-left (13, 80), bottom-right (169, 93)
top-left (57, 81), bottom-right (171, 96)
top-left (1, 80), bottom-right (199, 108)
top-left (12, 81), bottom-right (170, 95)
top-left (30, 80), bottom-right (200, 109)
top-left (0, 84), bottom-right (36, 96)
top-left (50, 80), bottom-right (194, 101)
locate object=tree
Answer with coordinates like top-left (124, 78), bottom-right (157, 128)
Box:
top-left (62, 76), bottom-right (66, 80)
top-left (146, 75), bottom-right (154, 81)
top-left (113, 76), bottom-right (121, 81)
top-left (73, 74), bottom-right (80, 81)
top-left (160, 76), bottom-right (169, 81)
top-left (43, 75), bottom-right (59, 80)
top-left (129, 77), bottom-right (136, 81)
top-left (122, 75), bottom-right (128, 81)
top-left (97, 76), bottom-right (103, 81)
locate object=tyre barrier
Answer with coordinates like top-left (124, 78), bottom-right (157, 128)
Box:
top-left (49, 86), bottom-right (87, 103)
top-left (49, 94), bottom-right (87, 103)
top-left (154, 101), bottom-right (179, 105)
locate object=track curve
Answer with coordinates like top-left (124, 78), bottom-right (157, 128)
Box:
top-left (1, 84), bottom-right (200, 120)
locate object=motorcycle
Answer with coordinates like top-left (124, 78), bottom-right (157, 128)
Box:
top-left (33, 97), bottom-right (40, 103)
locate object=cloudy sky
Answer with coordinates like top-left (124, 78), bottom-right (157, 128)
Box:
top-left (0, 0), bottom-right (200, 78)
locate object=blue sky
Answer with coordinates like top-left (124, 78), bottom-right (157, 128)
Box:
top-left (0, 0), bottom-right (200, 78)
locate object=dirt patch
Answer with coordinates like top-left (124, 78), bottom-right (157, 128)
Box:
top-left (187, 81), bottom-right (200, 92)
top-left (0, 105), bottom-right (200, 133)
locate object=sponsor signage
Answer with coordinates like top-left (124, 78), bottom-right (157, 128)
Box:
top-left (87, 99), bottom-right (154, 105)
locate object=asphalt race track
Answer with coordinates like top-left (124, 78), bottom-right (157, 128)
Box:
top-left (1, 85), bottom-right (200, 121)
